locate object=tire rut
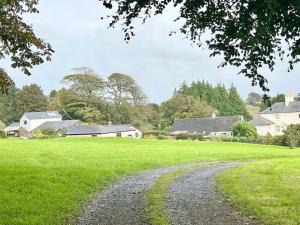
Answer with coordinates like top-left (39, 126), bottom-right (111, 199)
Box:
top-left (76, 162), bottom-right (210, 225)
top-left (166, 163), bottom-right (258, 225)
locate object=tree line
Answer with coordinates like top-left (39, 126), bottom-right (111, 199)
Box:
top-left (1, 69), bottom-right (257, 131)
top-left (174, 81), bottom-right (252, 120)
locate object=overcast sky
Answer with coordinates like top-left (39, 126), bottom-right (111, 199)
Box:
top-left (3, 0), bottom-right (300, 103)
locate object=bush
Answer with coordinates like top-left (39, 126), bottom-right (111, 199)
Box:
top-left (0, 130), bottom-right (7, 138)
top-left (0, 120), bottom-right (6, 130)
top-left (205, 134), bottom-right (263, 144)
top-left (262, 134), bottom-right (285, 146)
top-left (143, 131), bottom-right (170, 139)
top-left (176, 133), bottom-right (204, 141)
top-left (232, 121), bottom-right (258, 138)
top-left (176, 133), bottom-right (190, 140)
top-left (283, 124), bottom-right (300, 148)
top-left (30, 130), bottom-right (48, 139)
top-left (190, 133), bottom-right (204, 141)
top-left (157, 135), bottom-right (170, 140)
top-left (40, 129), bottom-right (56, 136)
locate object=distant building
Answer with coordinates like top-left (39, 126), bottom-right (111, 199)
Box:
top-left (32, 120), bottom-right (80, 133)
top-left (20, 111), bottom-right (62, 132)
top-left (4, 122), bottom-right (21, 136)
top-left (5, 111), bottom-right (79, 136)
top-left (250, 92), bottom-right (300, 136)
top-left (172, 115), bottom-right (243, 136)
top-left (66, 124), bottom-right (142, 138)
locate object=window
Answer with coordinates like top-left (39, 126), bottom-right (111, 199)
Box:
top-left (275, 114), bottom-right (280, 119)
top-left (276, 125), bottom-right (280, 132)
top-left (23, 120), bottom-right (27, 125)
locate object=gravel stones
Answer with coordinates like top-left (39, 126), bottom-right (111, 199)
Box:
top-left (76, 162), bottom-right (258, 225)
top-left (166, 163), bottom-right (258, 225)
top-left (76, 163), bottom-right (209, 225)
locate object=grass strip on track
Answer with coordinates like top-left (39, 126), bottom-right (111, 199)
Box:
top-left (145, 163), bottom-right (218, 225)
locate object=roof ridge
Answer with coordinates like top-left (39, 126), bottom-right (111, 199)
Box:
top-left (174, 115), bottom-right (243, 121)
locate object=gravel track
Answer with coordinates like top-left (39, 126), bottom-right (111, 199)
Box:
top-left (166, 163), bottom-right (258, 225)
top-left (76, 162), bottom-right (211, 225)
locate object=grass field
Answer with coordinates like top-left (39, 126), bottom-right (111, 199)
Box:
top-left (0, 137), bottom-right (300, 225)
top-left (217, 159), bottom-right (300, 225)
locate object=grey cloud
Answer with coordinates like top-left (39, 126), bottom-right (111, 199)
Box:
top-left (2, 0), bottom-right (299, 103)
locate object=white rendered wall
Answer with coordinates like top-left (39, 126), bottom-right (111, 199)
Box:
top-left (20, 116), bottom-right (62, 131)
top-left (260, 112), bottom-right (300, 135)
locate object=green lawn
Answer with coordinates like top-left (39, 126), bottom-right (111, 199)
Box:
top-left (217, 159), bottom-right (300, 225)
top-left (0, 137), bottom-right (299, 225)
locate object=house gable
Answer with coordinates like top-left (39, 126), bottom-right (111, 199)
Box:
top-left (20, 111), bottom-right (63, 132)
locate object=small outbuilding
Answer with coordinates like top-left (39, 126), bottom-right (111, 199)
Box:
top-left (66, 124), bottom-right (142, 138)
top-left (4, 122), bottom-right (20, 136)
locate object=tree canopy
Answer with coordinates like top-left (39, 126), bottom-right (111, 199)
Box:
top-left (0, 0), bottom-right (53, 93)
top-left (161, 95), bottom-right (215, 127)
top-left (175, 80), bottom-right (252, 120)
top-left (62, 68), bottom-right (105, 108)
top-left (16, 84), bottom-right (48, 118)
top-left (101, 0), bottom-right (300, 92)
top-left (0, 85), bottom-right (18, 124)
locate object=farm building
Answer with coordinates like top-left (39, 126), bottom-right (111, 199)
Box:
top-left (5, 111), bottom-right (79, 137)
top-left (4, 122), bottom-right (21, 136)
top-left (32, 120), bottom-right (80, 133)
top-left (66, 124), bottom-right (142, 138)
top-left (172, 115), bottom-right (243, 136)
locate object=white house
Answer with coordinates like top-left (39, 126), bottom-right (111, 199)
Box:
top-left (250, 92), bottom-right (300, 136)
top-left (66, 124), bottom-right (143, 138)
top-left (20, 111), bottom-right (62, 132)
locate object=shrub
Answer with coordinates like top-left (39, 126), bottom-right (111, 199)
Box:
top-left (283, 124), bottom-right (300, 148)
top-left (157, 135), bottom-right (168, 140)
top-left (31, 130), bottom-right (48, 139)
top-left (205, 134), bottom-right (263, 144)
top-left (232, 121), bottom-right (258, 138)
top-left (176, 133), bottom-right (204, 141)
top-left (190, 133), bottom-right (204, 141)
top-left (0, 120), bottom-right (6, 130)
top-left (40, 129), bottom-right (56, 136)
top-left (262, 134), bottom-right (285, 146)
top-left (0, 130), bottom-right (6, 138)
top-left (176, 133), bottom-right (190, 140)
top-left (143, 131), bottom-right (170, 139)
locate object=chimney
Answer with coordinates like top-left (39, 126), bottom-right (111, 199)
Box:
top-left (284, 92), bottom-right (294, 106)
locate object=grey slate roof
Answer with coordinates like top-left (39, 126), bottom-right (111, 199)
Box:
top-left (4, 122), bottom-right (20, 132)
top-left (33, 120), bottom-right (79, 132)
top-left (23, 111), bottom-right (62, 120)
top-left (261, 101), bottom-right (300, 114)
top-left (250, 116), bottom-right (274, 126)
top-left (66, 124), bottom-right (137, 135)
top-left (172, 116), bottom-right (243, 135)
